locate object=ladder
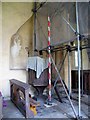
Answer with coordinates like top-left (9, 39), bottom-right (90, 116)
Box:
top-left (51, 55), bottom-right (78, 119)
top-left (52, 79), bottom-right (70, 103)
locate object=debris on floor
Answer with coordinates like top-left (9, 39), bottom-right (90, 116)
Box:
top-left (2, 93), bottom-right (89, 119)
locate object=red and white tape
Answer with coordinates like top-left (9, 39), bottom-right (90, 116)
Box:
top-left (48, 16), bottom-right (51, 102)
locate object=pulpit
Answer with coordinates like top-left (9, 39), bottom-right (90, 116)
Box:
top-left (27, 56), bottom-right (48, 96)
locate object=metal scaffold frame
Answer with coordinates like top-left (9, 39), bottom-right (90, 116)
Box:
top-left (32, 2), bottom-right (89, 120)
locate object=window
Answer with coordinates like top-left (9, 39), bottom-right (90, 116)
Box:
top-left (74, 43), bottom-right (81, 68)
top-left (75, 51), bottom-right (78, 67)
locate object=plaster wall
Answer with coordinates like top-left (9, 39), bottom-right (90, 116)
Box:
top-left (1, 2), bottom-right (33, 97)
top-left (0, 2), bottom-right (2, 92)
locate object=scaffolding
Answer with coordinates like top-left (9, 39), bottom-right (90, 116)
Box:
top-left (32, 2), bottom-right (89, 120)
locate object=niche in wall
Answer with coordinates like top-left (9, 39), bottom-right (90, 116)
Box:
top-left (9, 16), bottom-right (33, 70)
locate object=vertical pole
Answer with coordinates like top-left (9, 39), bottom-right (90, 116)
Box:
top-left (34, 2), bottom-right (37, 53)
top-left (81, 41), bottom-right (83, 96)
top-left (67, 13), bottom-right (71, 95)
top-left (48, 16), bottom-right (52, 103)
top-left (68, 49), bottom-right (71, 95)
top-left (76, 2), bottom-right (81, 117)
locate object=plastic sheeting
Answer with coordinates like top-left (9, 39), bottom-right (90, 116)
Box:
top-left (78, 2), bottom-right (89, 35)
top-left (35, 2), bottom-right (89, 50)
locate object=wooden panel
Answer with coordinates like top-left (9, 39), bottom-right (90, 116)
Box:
top-left (28, 68), bottom-right (48, 86)
top-left (71, 70), bottom-right (90, 95)
top-left (10, 79), bottom-right (34, 118)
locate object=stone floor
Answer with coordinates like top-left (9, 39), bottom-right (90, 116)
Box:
top-left (2, 94), bottom-right (89, 119)
top-left (2, 100), bottom-right (24, 118)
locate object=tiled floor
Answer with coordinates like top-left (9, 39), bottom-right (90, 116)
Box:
top-left (2, 94), bottom-right (89, 119)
